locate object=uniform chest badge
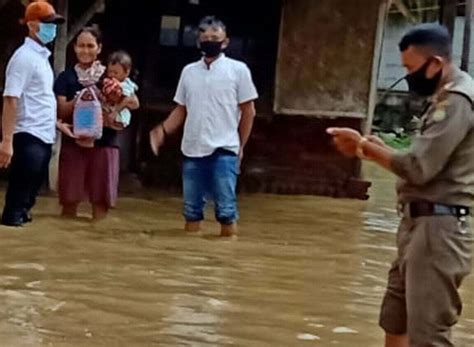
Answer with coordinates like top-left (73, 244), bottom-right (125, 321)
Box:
top-left (432, 100), bottom-right (448, 122)
top-left (432, 108), bottom-right (447, 122)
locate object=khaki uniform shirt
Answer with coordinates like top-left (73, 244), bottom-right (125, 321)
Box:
top-left (392, 66), bottom-right (474, 206)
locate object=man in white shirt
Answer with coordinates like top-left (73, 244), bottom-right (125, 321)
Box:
top-left (150, 16), bottom-right (258, 237)
top-left (0, 1), bottom-right (64, 226)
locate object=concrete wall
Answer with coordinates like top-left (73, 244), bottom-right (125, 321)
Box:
top-left (275, 0), bottom-right (383, 118)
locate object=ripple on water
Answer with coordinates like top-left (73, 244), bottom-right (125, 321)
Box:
top-left (5, 263), bottom-right (45, 272)
top-left (0, 165), bottom-right (472, 346)
top-left (332, 327), bottom-right (358, 334)
top-left (297, 333), bottom-right (321, 341)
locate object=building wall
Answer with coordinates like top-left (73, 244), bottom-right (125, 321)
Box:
top-left (137, 0), bottom-right (382, 200)
top-left (0, 0), bottom-right (377, 199)
top-left (378, 15), bottom-right (474, 91)
top-left (375, 14), bottom-right (474, 132)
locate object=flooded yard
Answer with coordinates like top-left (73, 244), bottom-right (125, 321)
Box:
top-left (0, 164), bottom-right (472, 346)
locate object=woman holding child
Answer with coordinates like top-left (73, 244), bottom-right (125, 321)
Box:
top-left (54, 27), bottom-right (139, 221)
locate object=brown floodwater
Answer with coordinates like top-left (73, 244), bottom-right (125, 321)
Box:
top-left (0, 163), bottom-right (472, 347)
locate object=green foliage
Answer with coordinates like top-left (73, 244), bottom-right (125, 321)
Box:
top-left (378, 132), bottom-right (412, 149)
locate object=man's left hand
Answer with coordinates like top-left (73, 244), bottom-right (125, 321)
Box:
top-left (237, 148), bottom-right (244, 174)
top-left (238, 147), bottom-right (244, 163)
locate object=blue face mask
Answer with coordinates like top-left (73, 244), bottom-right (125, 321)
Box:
top-left (37, 23), bottom-right (57, 45)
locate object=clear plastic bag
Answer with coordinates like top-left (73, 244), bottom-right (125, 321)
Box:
top-left (73, 87), bottom-right (103, 140)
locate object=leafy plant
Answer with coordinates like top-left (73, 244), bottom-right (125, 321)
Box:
top-left (378, 132), bottom-right (412, 149)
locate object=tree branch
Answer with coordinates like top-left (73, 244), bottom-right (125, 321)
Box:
top-left (67, 0), bottom-right (105, 43)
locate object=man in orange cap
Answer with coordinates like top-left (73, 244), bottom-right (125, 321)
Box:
top-left (22, 0), bottom-right (65, 25)
top-left (0, 0), bottom-right (64, 226)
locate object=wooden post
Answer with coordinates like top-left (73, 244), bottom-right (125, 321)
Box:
top-left (461, 0), bottom-right (473, 72)
top-left (364, 0), bottom-right (389, 135)
top-left (392, 0), bottom-right (417, 23)
top-left (440, 0), bottom-right (458, 37)
top-left (50, 0), bottom-right (68, 192)
top-left (53, 0), bottom-right (68, 75)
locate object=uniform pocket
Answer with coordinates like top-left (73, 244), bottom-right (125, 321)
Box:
top-left (396, 217), bottom-right (415, 257)
top-left (431, 216), bottom-right (473, 284)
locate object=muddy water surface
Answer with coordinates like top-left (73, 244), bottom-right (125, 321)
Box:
top-left (0, 164), bottom-right (472, 346)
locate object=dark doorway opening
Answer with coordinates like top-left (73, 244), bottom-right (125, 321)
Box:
top-left (101, 0), bottom-right (282, 176)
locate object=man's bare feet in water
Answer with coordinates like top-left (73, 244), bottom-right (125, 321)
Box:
top-left (185, 221), bottom-right (201, 233)
top-left (185, 222), bottom-right (238, 238)
top-left (220, 223), bottom-right (237, 237)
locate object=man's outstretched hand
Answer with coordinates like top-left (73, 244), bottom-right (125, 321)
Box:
top-left (326, 127), bottom-right (362, 158)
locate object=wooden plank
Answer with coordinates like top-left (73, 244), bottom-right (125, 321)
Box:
top-left (392, 0), bottom-right (417, 23)
top-left (276, 108), bottom-right (366, 119)
top-left (274, 0), bottom-right (384, 118)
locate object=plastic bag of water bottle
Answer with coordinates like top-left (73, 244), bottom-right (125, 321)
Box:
top-left (73, 87), bottom-right (103, 140)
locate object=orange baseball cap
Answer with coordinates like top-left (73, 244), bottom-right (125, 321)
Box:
top-left (23, 0), bottom-right (65, 24)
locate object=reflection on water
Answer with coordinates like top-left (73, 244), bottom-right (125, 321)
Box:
top-left (0, 163), bottom-right (472, 346)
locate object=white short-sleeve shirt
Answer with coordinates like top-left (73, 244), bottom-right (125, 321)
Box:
top-left (174, 54), bottom-right (258, 157)
top-left (3, 38), bottom-right (57, 144)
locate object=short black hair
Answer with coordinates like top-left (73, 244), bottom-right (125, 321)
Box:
top-left (399, 23), bottom-right (452, 59)
top-left (108, 50), bottom-right (133, 71)
top-left (198, 15), bottom-right (226, 33)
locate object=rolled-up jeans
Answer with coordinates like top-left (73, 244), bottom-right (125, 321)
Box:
top-left (182, 149), bottom-right (238, 225)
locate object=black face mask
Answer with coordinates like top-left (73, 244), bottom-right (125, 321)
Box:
top-left (200, 40), bottom-right (224, 58)
top-left (405, 59), bottom-right (442, 96)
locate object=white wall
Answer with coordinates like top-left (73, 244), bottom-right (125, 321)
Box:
top-left (378, 16), bottom-right (474, 91)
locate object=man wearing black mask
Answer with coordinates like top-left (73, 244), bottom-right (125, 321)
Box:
top-left (327, 24), bottom-right (473, 347)
top-left (150, 16), bottom-right (258, 237)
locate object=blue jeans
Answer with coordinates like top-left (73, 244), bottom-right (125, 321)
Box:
top-left (182, 150), bottom-right (239, 225)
